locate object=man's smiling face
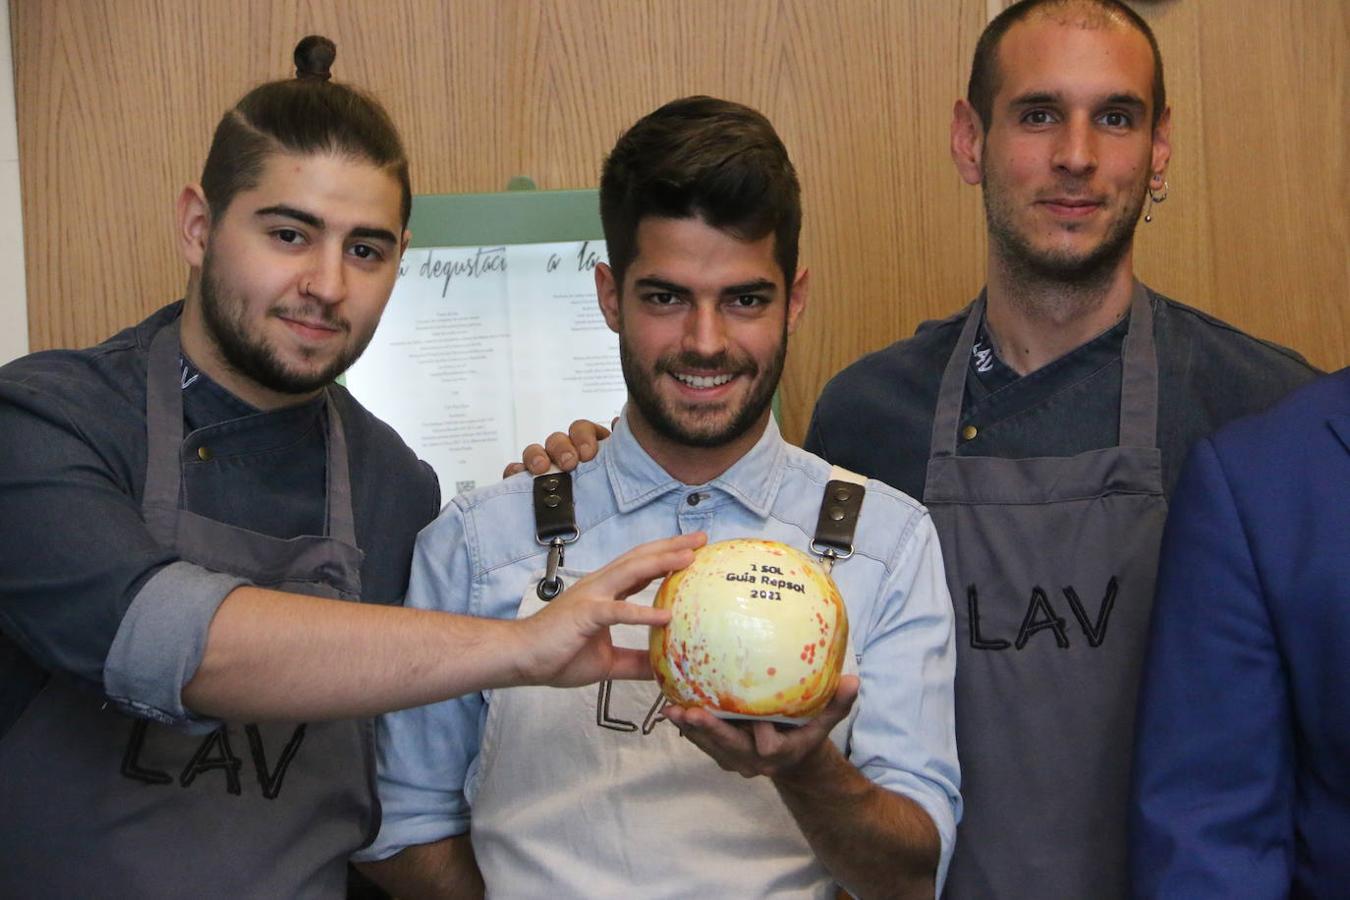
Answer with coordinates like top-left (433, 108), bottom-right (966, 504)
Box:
top-left (599, 215), bottom-right (805, 461)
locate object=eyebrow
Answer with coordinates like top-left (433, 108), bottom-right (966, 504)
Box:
top-left (1009, 90), bottom-right (1147, 114)
top-left (633, 277), bottom-right (778, 296)
top-left (254, 204), bottom-right (400, 245)
top-left (634, 277), bottom-right (692, 296)
top-left (721, 279), bottom-right (778, 295)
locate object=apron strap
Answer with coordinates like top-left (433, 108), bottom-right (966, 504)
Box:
top-left (532, 470), bottom-right (579, 600)
top-left (1117, 282), bottom-right (1159, 448)
top-left (928, 295), bottom-right (986, 460)
top-left (811, 466), bottom-right (867, 573)
top-left (142, 318), bottom-right (188, 545)
top-left (321, 396), bottom-right (358, 547)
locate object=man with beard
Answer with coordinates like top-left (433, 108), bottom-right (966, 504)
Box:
top-left (804, 1), bottom-right (1316, 896)
top-left (518, 2), bottom-right (1317, 896)
top-left (356, 96), bottom-right (961, 900)
top-left (0, 37), bottom-right (704, 898)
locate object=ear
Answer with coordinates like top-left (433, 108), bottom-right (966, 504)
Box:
top-left (1150, 106), bottom-right (1173, 179)
top-left (399, 229), bottom-right (412, 259)
top-left (596, 262), bottom-right (622, 334)
top-left (177, 184), bottom-right (212, 269)
top-left (950, 99), bottom-right (985, 186)
top-left (786, 267), bottom-right (810, 336)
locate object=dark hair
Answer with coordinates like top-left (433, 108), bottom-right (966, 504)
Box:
top-left (200, 35), bottom-right (411, 226)
top-left (599, 96), bottom-right (801, 288)
top-left (968, 0), bottom-right (1166, 130)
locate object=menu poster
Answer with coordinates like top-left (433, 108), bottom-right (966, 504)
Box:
top-left (344, 239), bottom-right (627, 499)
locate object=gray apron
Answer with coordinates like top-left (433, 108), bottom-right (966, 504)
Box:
top-left (925, 287), bottom-right (1167, 898)
top-left (0, 319), bottom-right (375, 898)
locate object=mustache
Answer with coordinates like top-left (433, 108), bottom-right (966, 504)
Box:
top-left (655, 350), bottom-right (758, 377)
top-left (269, 305), bottom-right (350, 333)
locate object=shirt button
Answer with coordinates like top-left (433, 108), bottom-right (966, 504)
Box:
top-left (961, 425), bottom-right (978, 441)
top-left (197, 446), bottom-right (213, 461)
top-left (686, 493), bottom-right (702, 506)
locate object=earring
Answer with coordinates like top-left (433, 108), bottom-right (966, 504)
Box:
top-left (1144, 175), bottom-right (1169, 223)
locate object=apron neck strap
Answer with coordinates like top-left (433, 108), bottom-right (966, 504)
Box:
top-left (1116, 282), bottom-right (1158, 448)
top-left (811, 466), bottom-right (867, 573)
top-left (928, 294), bottom-right (986, 459)
top-left (143, 319), bottom-right (187, 543)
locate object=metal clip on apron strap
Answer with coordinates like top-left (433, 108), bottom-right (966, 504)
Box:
top-left (533, 471), bottom-right (579, 600)
top-left (811, 466), bottom-right (867, 574)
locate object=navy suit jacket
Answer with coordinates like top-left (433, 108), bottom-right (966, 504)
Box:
top-left (1130, 368), bottom-right (1350, 897)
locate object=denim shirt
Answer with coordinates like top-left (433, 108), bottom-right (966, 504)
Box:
top-left (362, 413), bottom-right (961, 885)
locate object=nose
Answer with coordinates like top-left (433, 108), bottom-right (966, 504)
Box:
top-left (1052, 114), bottom-right (1098, 177)
top-left (682, 301), bottom-right (728, 360)
top-left (301, 246), bottom-right (348, 305)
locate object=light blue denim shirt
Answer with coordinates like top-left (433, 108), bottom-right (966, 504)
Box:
top-left (360, 414), bottom-right (961, 885)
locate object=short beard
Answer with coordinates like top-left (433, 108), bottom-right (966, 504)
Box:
top-left (983, 169), bottom-right (1148, 317)
top-left (620, 328), bottom-right (785, 450)
top-left (198, 249), bottom-right (366, 396)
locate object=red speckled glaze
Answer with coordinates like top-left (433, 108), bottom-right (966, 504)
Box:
top-left (650, 538), bottom-right (849, 721)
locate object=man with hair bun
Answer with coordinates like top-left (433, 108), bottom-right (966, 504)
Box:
top-left (0, 36), bottom-right (700, 897)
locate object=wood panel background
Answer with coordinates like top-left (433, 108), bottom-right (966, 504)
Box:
top-left (12, 0), bottom-right (1347, 444)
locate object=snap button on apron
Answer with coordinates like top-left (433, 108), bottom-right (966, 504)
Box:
top-left (196, 445), bottom-right (212, 461)
top-left (961, 425), bottom-right (978, 441)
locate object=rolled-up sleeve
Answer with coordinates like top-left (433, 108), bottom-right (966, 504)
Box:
top-left (104, 561), bottom-right (246, 727)
top-left (0, 370), bottom-right (241, 730)
top-left (357, 503), bottom-right (484, 862)
top-left (851, 513), bottom-right (961, 893)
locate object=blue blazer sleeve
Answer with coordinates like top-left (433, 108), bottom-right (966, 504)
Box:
top-left (1129, 436), bottom-right (1295, 897)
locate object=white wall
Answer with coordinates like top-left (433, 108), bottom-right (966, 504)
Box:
top-left (0, 2), bottom-right (28, 365)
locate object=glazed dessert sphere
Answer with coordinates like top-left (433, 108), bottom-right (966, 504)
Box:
top-left (650, 538), bottom-right (849, 722)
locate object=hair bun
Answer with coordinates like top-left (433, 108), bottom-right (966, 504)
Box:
top-left (294, 35), bottom-right (336, 81)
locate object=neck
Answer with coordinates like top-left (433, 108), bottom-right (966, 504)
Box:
top-left (983, 248), bottom-right (1136, 376)
top-left (179, 292), bottom-right (322, 411)
top-left (625, 408), bottom-right (771, 486)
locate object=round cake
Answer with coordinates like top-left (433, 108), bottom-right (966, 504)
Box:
top-left (649, 538), bottom-right (849, 722)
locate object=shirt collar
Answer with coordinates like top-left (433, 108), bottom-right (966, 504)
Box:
top-left (602, 407), bottom-right (787, 518)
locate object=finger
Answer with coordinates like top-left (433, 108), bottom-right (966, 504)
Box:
top-left (580, 532), bottom-right (706, 597)
top-left (543, 431), bottom-right (579, 471)
top-left (520, 443), bottom-right (551, 475)
top-left (606, 647), bottom-right (656, 681)
top-left (751, 719), bottom-right (790, 756)
top-left (815, 675), bottom-right (861, 730)
top-left (567, 420), bottom-right (605, 462)
top-left (680, 708), bottom-right (755, 747)
top-left (770, 676), bottom-right (859, 755)
top-left (592, 600), bottom-right (672, 628)
top-left (502, 461), bottom-right (527, 479)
